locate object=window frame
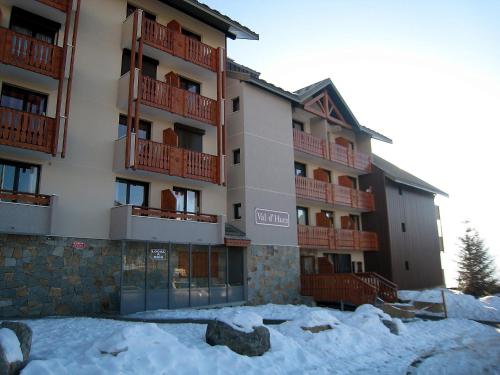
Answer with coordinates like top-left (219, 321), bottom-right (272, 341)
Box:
top-left (115, 178), bottom-right (149, 207)
top-left (292, 120), bottom-right (304, 131)
top-left (179, 76), bottom-right (201, 94)
top-left (9, 6), bottom-right (60, 45)
top-left (233, 203), bottom-right (242, 220)
top-left (0, 83), bottom-right (48, 115)
top-left (118, 114), bottom-right (151, 140)
top-left (294, 162), bottom-right (306, 177)
top-left (296, 206), bottom-right (309, 226)
top-left (173, 186), bottom-right (200, 214)
top-left (0, 159), bottom-right (41, 194)
top-left (181, 27), bottom-right (202, 41)
top-left (232, 97), bottom-right (240, 112)
top-left (126, 3), bottom-right (157, 21)
top-left (121, 49), bottom-right (159, 79)
top-left (233, 149), bottom-right (241, 165)
top-left (174, 123), bottom-right (204, 152)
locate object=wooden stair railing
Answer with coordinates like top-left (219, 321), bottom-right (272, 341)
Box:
top-left (355, 272), bottom-right (398, 302)
top-left (301, 274), bottom-right (377, 306)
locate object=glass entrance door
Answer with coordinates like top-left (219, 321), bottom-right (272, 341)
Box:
top-left (146, 244), bottom-right (169, 311)
top-left (121, 242), bottom-right (146, 314)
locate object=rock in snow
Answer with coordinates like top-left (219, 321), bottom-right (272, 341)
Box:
top-left (0, 328), bottom-right (24, 375)
top-left (205, 320), bottom-right (270, 356)
top-left (0, 321), bottom-right (32, 362)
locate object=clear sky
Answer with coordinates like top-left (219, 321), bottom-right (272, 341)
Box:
top-left (204, 0), bottom-right (500, 286)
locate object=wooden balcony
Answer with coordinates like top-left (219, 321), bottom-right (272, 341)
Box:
top-left (131, 206), bottom-right (217, 223)
top-left (293, 128), bottom-right (327, 159)
top-left (141, 76), bottom-right (217, 126)
top-left (142, 18), bottom-right (218, 72)
top-left (37, 0), bottom-right (70, 12)
top-left (135, 139), bottom-right (219, 184)
top-left (0, 107), bottom-right (56, 154)
top-left (0, 27), bottom-right (63, 79)
top-left (295, 176), bottom-right (375, 211)
top-left (329, 142), bottom-right (372, 172)
top-left (297, 225), bottom-right (378, 251)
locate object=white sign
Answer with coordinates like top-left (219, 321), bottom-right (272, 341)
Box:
top-left (150, 248), bottom-right (167, 261)
top-left (255, 208), bottom-right (290, 227)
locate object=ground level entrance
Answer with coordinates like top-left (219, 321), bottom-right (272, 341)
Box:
top-left (121, 242), bottom-right (245, 314)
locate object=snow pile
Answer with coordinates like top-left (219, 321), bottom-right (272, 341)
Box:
top-left (0, 328), bottom-right (23, 363)
top-left (217, 310), bottom-right (263, 332)
top-left (399, 289), bottom-right (500, 321)
top-left (294, 309), bottom-right (341, 329)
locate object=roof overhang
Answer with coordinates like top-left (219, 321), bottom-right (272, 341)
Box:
top-left (160, 0), bottom-right (259, 40)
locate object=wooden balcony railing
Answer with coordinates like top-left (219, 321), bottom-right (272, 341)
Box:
top-left (329, 142), bottom-right (372, 172)
top-left (37, 0), bottom-right (70, 12)
top-left (132, 206), bottom-right (217, 223)
top-left (142, 18), bottom-right (217, 71)
top-left (355, 272), bottom-right (398, 302)
top-left (135, 139), bottom-right (219, 184)
top-left (0, 190), bottom-right (51, 206)
top-left (293, 129), bottom-right (327, 158)
top-left (301, 274), bottom-right (377, 306)
top-left (0, 28), bottom-right (63, 79)
top-left (297, 225), bottom-right (378, 251)
top-left (295, 176), bottom-right (375, 211)
top-left (0, 107), bottom-right (56, 153)
top-left (141, 76), bottom-right (217, 125)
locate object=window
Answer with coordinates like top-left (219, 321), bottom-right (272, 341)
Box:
top-left (405, 261), bottom-right (410, 271)
top-left (331, 253), bottom-right (352, 273)
top-left (294, 162), bottom-right (306, 177)
top-left (233, 149), bottom-right (241, 165)
top-left (1, 84), bottom-right (48, 115)
top-left (181, 28), bottom-right (201, 41)
top-left (292, 120), bottom-right (304, 131)
top-left (126, 3), bottom-right (156, 20)
top-left (233, 203), bottom-right (242, 220)
top-left (300, 256), bottom-right (315, 275)
top-left (115, 178), bottom-right (149, 206)
top-left (350, 215), bottom-right (361, 231)
top-left (347, 176), bottom-right (357, 189)
top-left (10, 7), bottom-right (60, 44)
top-left (296, 206), bottom-right (309, 226)
top-left (0, 159), bottom-right (40, 194)
top-left (173, 187), bottom-right (200, 213)
top-left (179, 76), bottom-right (200, 94)
top-left (232, 97), bottom-right (240, 112)
top-left (174, 124), bottom-right (204, 152)
top-left (118, 114), bottom-right (151, 140)
top-left (321, 210), bottom-right (335, 227)
top-left (121, 49), bottom-right (158, 79)
top-left (401, 222), bottom-right (406, 232)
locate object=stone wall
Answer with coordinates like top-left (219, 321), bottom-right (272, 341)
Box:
top-left (246, 245), bottom-right (300, 305)
top-left (0, 234), bottom-right (121, 318)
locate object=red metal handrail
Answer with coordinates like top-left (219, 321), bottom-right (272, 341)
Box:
top-left (0, 107), bottom-right (56, 153)
top-left (142, 18), bottom-right (217, 71)
top-left (0, 27), bottom-right (63, 79)
top-left (140, 76), bottom-right (217, 125)
top-left (135, 139), bottom-right (218, 183)
top-left (0, 189), bottom-right (51, 206)
top-left (132, 206), bottom-right (217, 223)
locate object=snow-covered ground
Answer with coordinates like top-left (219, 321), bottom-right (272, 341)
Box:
top-left (399, 289), bottom-right (500, 322)
top-left (12, 303), bottom-right (500, 375)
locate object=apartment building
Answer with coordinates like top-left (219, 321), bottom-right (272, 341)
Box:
top-left (0, 0), bottom-right (257, 317)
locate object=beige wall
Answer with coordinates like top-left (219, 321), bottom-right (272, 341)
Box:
top-left (0, 0), bottom-right (227, 239)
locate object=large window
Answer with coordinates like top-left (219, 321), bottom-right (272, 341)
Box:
top-left (0, 159), bottom-right (40, 193)
top-left (118, 114), bottom-right (151, 140)
top-left (297, 206), bottom-right (309, 226)
top-left (115, 178), bottom-right (149, 206)
top-left (294, 162), bottom-right (306, 177)
top-left (179, 76), bottom-right (201, 94)
top-left (174, 124), bottom-right (204, 152)
top-left (10, 7), bottom-right (60, 44)
top-left (121, 49), bottom-right (158, 79)
top-left (173, 187), bottom-right (200, 213)
top-left (1, 84), bottom-right (48, 115)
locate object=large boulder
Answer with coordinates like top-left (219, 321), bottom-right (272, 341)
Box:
top-left (0, 322), bottom-right (32, 362)
top-left (0, 328), bottom-right (24, 375)
top-left (205, 320), bottom-right (270, 357)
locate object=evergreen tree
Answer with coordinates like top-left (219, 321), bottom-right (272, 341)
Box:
top-left (457, 224), bottom-right (498, 296)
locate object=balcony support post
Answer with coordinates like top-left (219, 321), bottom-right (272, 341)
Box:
top-left (216, 47), bottom-right (224, 185)
top-left (133, 11), bottom-right (144, 171)
top-left (53, 0), bottom-right (73, 156)
top-left (125, 10), bottom-right (139, 169)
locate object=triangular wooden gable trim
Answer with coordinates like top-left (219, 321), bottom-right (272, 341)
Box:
top-left (303, 89), bottom-right (351, 128)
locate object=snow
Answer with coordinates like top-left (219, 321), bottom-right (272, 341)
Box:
top-left (17, 304), bottom-right (500, 374)
top-left (0, 328), bottom-right (23, 363)
top-left (218, 310), bottom-right (263, 333)
top-left (399, 288), bottom-right (500, 321)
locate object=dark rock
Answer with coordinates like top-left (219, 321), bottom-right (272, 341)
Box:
top-left (381, 319), bottom-right (400, 335)
top-left (301, 324), bottom-right (333, 333)
top-left (205, 320), bottom-right (270, 357)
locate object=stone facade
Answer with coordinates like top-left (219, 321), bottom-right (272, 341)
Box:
top-left (0, 234), bottom-right (121, 318)
top-left (246, 245), bottom-right (300, 305)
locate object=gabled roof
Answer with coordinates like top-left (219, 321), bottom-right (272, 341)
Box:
top-left (373, 155), bottom-right (448, 197)
top-left (160, 0), bottom-right (258, 40)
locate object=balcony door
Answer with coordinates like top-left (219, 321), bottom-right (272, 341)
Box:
top-left (174, 124), bottom-right (203, 152)
top-left (173, 187), bottom-right (200, 214)
top-left (1, 84), bottom-right (47, 115)
top-left (114, 178), bottom-right (149, 207)
top-left (10, 7), bottom-right (60, 44)
top-left (330, 253), bottom-right (352, 274)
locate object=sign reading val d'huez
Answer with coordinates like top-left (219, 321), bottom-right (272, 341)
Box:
top-left (255, 208), bottom-right (290, 227)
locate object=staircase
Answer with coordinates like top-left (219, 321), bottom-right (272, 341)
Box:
top-left (355, 272), bottom-right (398, 302)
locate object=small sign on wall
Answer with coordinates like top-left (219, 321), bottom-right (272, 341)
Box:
top-left (255, 208), bottom-right (290, 227)
top-left (72, 241), bottom-right (86, 249)
top-left (150, 248), bottom-right (167, 261)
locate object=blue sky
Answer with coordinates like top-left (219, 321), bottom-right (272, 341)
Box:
top-left (203, 0), bottom-right (500, 285)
